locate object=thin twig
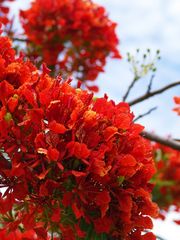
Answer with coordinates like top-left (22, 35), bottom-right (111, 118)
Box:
top-left (141, 131), bottom-right (180, 151)
top-left (123, 77), bottom-right (138, 101)
top-left (144, 230), bottom-right (166, 240)
top-left (146, 74), bottom-right (155, 94)
top-left (156, 236), bottom-right (166, 240)
top-left (12, 37), bottom-right (29, 42)
top-left (134, 106), bottom-right (157, 122)
top-left (128, 80), bottom-right (180, 106)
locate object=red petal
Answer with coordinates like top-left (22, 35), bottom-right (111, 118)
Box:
top-left (62, 192), bottom-right (73, 207)
top-left (75, 224), bottom-right (86, 238)
top-left (42, 62), bottom-right (51, 75)
top-left (118, 154), bottom-right (137, 167)
top-left (174, 96), bottom-right (180, 104)
top-left (7, 96), bottom-right (18, 113)
top-left (47, 147), bottom-right (59, 161)
top-left (95, 191), bottom-right (111, 217)
top-left (71, 170), bottom-right (86, 177)
top-left (34, 227), bottom-right (47, 240)
top-left (51, 208), bottom-right (61, 222)
top-left (72, 203), bottom-right (84, 219)
top-left (114, 112), bottom-right (132, 129)
top-left (86, 85), bottom-right (99, 92)
top-left (0, 80), bottom-right (14, 104)
top-left (67, 142), bottom-right (90, 159)
top-left (94, 216), bottom-right (112, 234)
top-left (103, 126), bottom-right (118, 141)
top-left (49, 120), bottom-right (67, 134)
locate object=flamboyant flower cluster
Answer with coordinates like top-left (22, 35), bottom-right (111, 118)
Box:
top-left (0, 34), bottom-right (157, 240)
top-left (173, 96), bottom-right (180, 115)
top-left (0, 0), bottom-right (13, 26)
top-left (152, 143), bottom-right (180, 222)
top-left (20, 0), bottom-right (121, 89)
top-left (0, 229), bottom-right (39, 240)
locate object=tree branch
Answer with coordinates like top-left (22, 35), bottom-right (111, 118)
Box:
top-left (146, 74), bottom-right (155, 94)
top-left (143, 230), bottom-right (166, 240)
top-left (141, 131), bottom-right (180, 151)
top-left (128, 80), bottom-right (180, 106)
top-left (156, 236), bottom-right (166, 240)
top-left (12, 37), bottom-right (29, 42)
top-left (123, 77), bottom-right (138, 101)
top-left (134, 106), bottom-right (157, 122)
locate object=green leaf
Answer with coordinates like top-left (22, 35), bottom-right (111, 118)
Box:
top-left (117, 176), bottom-right (125, 185)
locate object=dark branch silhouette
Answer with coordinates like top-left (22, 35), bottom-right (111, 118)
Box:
top-left (123, 77), bottom-right (138, 101)
top-left (134, 106), bottom-right (157, 122)
top-left (12, 37), bottom-right (29, 42)
top-left (141, 131), bottom-right (180, 150)
top-left (146, 74), bottom-right (155, 94)
top-left (156, 237), bottom-right (166, 240)
top-left (128, 80), bottom-right (180, 106)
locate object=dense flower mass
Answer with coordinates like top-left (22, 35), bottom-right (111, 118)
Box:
top-left (20, 0), bottom-right (121, 88)
top-left (173, 96), bottom-right (180, 115)
top-left (152, 143), bottom-right (180, 221)
top-left (0, 34), bottom-right (157, 240)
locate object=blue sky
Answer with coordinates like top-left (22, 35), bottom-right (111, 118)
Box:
top-left (94, 0), bottom-right (180, 140)
top-left (8, 1), bottom-right (180, 239)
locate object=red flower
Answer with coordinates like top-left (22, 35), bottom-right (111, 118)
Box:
top-left (94, 191), bottom-right (111, 218)
top-left (94, 216), bottom-right (112, 234)
top-left (0, 229), bottom-right (37, 240)
top-left (20, 0), bottom-right (121, 86)
top-left (0, 33), bottom-right (157, 239)
top-left (66, 141), bottom-right (90, 159)
top-left (152, 142), bottom-right (180, 222)
top-left (49, 120), bottom-right (67, 134)
top-left (0, 0), bottom-right (14, 27)
top-left (173, 96), bottom-right (180, 115)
